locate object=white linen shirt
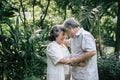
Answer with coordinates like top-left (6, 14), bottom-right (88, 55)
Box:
top-left (46, 41), bottom-right (70, 80)
top-left (67, 28), bottom-right (99, 80)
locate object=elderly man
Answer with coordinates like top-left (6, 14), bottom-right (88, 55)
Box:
top-left (63, 18), bottom-right (99, 80)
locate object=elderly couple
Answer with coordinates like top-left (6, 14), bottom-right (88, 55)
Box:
top-left (46, 18), bottom-right (99, 80)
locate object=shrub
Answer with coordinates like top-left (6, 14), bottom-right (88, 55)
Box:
top-left (98, 54), bottom-right (120, 80)
top-left (0, 17), bottom-right (48, 80)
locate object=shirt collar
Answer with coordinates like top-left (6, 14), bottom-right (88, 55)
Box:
top-left (53, 41), bottom-right (65, 48)
top-left (75, 28), bottom-right (84, 36)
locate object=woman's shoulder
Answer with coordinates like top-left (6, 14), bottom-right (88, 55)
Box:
top-left (48, 41), bottom-right (57, 46)
top-left (47, 41), bottom-right (58, 49)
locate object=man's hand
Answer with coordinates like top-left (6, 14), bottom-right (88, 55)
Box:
top-left (69, 58), bottom-right (88, 67)
top-left (69, 58), bottom-right (79, 66)
top-left (78, 61), bottom-right (88, 67)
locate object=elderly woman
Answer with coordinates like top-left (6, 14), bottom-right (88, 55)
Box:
top-left (46, 25), bottom-right (87, 80)
top-left (46, 25), bottom-right (71, 80)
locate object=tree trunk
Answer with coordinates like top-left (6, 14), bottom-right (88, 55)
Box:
top-left (64, 6), bottom-right (67, 20)
top-left (33, 0), bottom-right (36, 27)
top-left (115, 1), bottom-right (120, 58)
top-left (98, 16), bottom-right (103, 58)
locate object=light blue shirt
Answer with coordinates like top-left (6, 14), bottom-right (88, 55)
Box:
top-left (67, 28), bottom-right (99, 80)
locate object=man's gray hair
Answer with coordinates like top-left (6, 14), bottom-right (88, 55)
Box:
top-left (63, 18), bottom-right (80, 28)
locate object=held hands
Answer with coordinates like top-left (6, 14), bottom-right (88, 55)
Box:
top-left (63, 57), bottom-right (88, 67)
top-left (66, 58), bottom-right (71, 64)
top-left (69, 58), bottom-right (88, 67)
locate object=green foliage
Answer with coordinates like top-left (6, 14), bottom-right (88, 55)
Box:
top-left (101, 16), bottom-right (116, 46)
top-left (98, 54), bottom-right (120, 80)
top-left (23, 75), bottom-right (40, 80)
top-left (0, 17), bottom-right (48, 79)
top-left (0, 0), bottom-right (18, 22)
top-left (0, 0), bottom-right (119, 80)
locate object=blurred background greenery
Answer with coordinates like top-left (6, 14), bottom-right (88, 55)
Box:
top-left (0, 0), bottom-right (120, 80)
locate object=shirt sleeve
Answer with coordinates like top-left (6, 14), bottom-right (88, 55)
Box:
top-left (66, 39), bottom-right (71, 47)
top-left (81, 33), bottom-right (96, 51)
top-left (47, 44), bottom-right (64, 65)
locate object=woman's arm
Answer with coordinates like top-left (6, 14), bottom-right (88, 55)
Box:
top-left (59, 57), bottom-right (71, 64)
top-left (59, 57), bottom-right (88, 67)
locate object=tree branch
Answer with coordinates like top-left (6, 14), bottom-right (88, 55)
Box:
top-left (19, 0), bottom-right (27, 28)
top-left (39, 0), bottom-right (50, 29)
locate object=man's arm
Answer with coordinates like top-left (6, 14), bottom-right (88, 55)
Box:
top-left (59, 51), bottom-right (96, 65)
top-left (71, 51), bottom-right (96, 63)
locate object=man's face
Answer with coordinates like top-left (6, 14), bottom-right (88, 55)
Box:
top-left (66, 27), bottom-right (75, 38)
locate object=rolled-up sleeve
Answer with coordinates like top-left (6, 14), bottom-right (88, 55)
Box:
top-left (81, 34), bottom-right (96, 51)
top-left (47, 44), bottom-right (64, 65)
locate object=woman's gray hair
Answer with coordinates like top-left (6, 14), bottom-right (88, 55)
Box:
top-left (49, 25), bottom-right (66, 41)
top-left (63, 18), bottom-right (80, 28)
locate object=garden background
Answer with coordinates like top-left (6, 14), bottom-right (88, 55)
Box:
top-left (0, 0), bottom-right (120, 80)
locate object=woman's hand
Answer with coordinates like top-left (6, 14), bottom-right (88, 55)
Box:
top-left (59, 57), bottom-right (71, 64)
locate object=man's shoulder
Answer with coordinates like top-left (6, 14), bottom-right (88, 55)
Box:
top-left (78, 30), bottom-right (94, 41)
top-left (81, 29), bottom-right (91, 35)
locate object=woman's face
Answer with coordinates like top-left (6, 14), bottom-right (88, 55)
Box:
top-left (56, 31), bottom-right (65, 44)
